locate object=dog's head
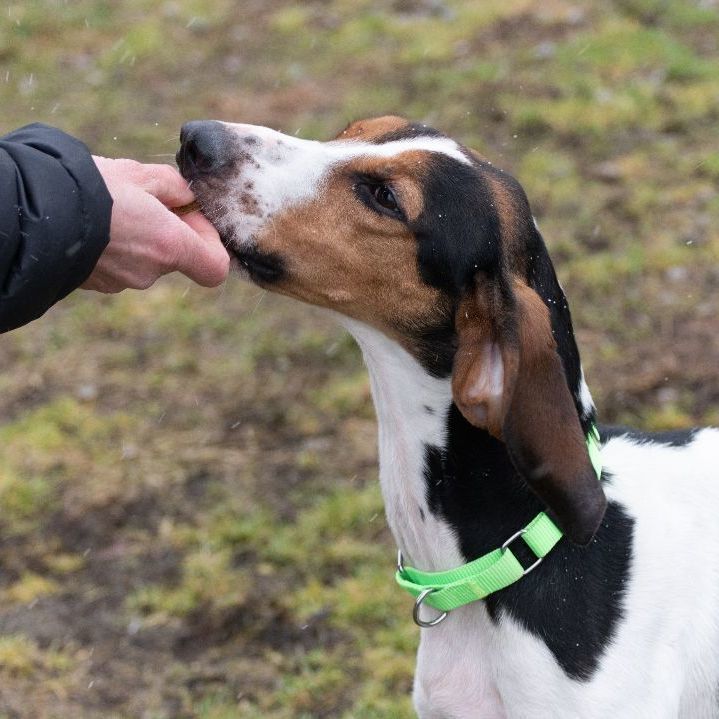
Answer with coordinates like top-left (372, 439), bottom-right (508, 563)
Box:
top-left (177, 116), bottom-right (606, 545)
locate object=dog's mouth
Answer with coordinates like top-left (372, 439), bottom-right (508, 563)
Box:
top-left (179, 165), bottom-right (284, 286)
top-left (230, 245), bottom-right (286, 285)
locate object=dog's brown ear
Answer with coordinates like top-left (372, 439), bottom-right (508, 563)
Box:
top-left (334, 116), bottom-right (409, 141)
top-left (452, 275), bottom-right (606, 545)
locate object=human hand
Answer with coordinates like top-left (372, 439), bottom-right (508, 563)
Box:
top-left (82, 157), bottom-right (229, 293)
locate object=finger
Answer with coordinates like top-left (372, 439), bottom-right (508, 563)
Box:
top-left (139, 163), bottom-right (195, 208)
top-left (166, 216), bottom-right (230, 287)
top-left (181, 210), bottom-right (222, 244)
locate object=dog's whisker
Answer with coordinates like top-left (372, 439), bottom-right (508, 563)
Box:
top-left (250, 289), bottom-right (267, 316)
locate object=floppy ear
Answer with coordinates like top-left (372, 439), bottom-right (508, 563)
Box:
top-left (452, 273), bottom-right (606, 545)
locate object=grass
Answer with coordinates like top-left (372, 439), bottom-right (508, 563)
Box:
top-left (0, 0), bottom-right (718, 716)
top-left (0, 635), bottom-right (74, 678)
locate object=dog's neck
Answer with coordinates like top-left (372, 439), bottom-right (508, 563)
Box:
top-left (344, 317), bottom-right (595, 571)
top-left (344, 319), bottom-right (462, 569)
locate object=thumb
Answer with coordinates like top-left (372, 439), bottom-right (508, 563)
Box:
top-left (170, 213), bottom-right (230, 287)
top-left (141, 163), bottom-right (196, 208)
top-left (181, 209), bottom-right (223, 245)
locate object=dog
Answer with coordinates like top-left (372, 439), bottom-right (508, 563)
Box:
top-left (177, 116), bottom-right (719, 719)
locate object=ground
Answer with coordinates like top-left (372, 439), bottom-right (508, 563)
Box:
top-left (0, 1), bottom-right (718, 717)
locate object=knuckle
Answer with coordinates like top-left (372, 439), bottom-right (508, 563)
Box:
top-left (132, 274), bottom-right (157, 291)
top-left (138, 166), bottom-right (160, 191)
top-left (127, 161), bottom-right (168, 193)
top-left (157, 163), bottom-right (180, 183)
top-left (152, 162), bottom-right (179, 183)
top-left (117, 158), bottom-right (144, 180)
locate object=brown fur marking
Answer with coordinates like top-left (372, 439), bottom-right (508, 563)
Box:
top-left (335, 115), bottom-right (410, 142)
top-left (250, 150), bottom-right (443, 348)
top-left (452, 275), bottom-right (513, 437)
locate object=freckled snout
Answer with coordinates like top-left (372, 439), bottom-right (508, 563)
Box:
top-left (177, 120), bottom-right (235, 178)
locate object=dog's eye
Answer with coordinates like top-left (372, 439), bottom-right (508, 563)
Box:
top-left (371, 184), bottom-right (399, 212)
top-left (354, 178), bottom-right (403, 218)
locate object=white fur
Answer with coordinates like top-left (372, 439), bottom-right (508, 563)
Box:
top-left (578, 369), bottom-right (596, 422)
top-left (342, 317), bottom-right (462, 574)
top-left (209, 122), bottom-right (470, 248)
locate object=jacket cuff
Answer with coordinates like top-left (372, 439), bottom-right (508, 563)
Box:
top-left (7, 123), bottom-right (113, 292)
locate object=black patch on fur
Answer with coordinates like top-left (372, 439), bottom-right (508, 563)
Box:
top-left (233, 247), bottom-right (286, 284)
top-left (423, 406), bottom-right (634, 681)
top-left (423, 444), bottom-right (446, 516)
top-left (410, 318), bottom-right (457, 378)
top-left (409, 154), bottom-right (503, 295)
top-left (599, 424), bottom-right (699, 448)
top-left (419, 506), bottom-right (426, 522)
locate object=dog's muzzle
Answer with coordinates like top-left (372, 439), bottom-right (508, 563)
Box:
top-left (176, 120), bottom-right (236, 179)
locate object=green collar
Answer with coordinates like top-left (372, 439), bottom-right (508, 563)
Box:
top-left (395, 425), bottom-right (603, 627)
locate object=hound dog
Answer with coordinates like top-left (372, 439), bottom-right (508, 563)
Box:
top-left (177, 116), bottom-right (719, 719)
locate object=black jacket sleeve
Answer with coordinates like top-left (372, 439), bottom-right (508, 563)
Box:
top-left (0, 123), bottom-right (112, 333)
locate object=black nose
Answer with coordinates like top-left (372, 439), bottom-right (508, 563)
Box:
top-left (177, 120), bottom-right (232, 177)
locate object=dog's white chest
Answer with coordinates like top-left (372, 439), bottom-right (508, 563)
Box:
top-left (413, 606), bottom-right (508, 719)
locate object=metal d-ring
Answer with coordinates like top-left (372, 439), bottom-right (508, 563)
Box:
top-left (412, 588), bottom-right (449, 628)
top-left (396, 549), bottom-right (405, 574)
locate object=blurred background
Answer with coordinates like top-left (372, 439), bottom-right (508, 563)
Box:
top-left (1, 1), bottom-right (718, 717)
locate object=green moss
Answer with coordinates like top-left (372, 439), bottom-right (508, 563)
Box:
top-left (274, 648), bottom-right (349, 716)
top-left (270, 6), bottom-right (313, 35)
top-left (696, 152), bottom-right (719, 181)
top-left (43, 552), bottom-right (86, 574)
top-left (2, 573), bottom-right (60, 605)
top-left (195, 695), bottom-right (243, 719)
top-left (264, 483), bottom-right (387, 572)
top-left (0, 470), bottom-right (56, 532)
top-left (640, 404), bottom-right (695, 431)
top-left (309, 371), bottom-right (372, 418)
top-left (129, 547), bottom-right (248, 618)
top-left (559, 25), bottom-right (716, 82)
top-left (0, 635), bottom-right (74, 678)
top-left (0, 399), bottom-right (136, 524)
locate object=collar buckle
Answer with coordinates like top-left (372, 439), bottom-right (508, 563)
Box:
top-left (501, 528), bottom-right (543, 576)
